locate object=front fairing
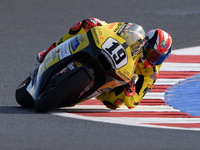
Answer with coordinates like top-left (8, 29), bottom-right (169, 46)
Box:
top-left (26, 34), bottom-right (90, 99)
top-left (37, 34), bottom-right (90, 78)
top-left (89, 22), bottom-right (144, 87)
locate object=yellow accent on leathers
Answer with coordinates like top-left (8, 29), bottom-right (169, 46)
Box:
top-left (125, 62), bottom-right (162, 108)
top-left (97, 62), bottom-right (162, 108)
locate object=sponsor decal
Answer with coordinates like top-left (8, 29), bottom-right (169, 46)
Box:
top-left (132, 47), bottom-right (142, 57)
top-left (118, 70), bottom-right (130, 81)
top-left (92, 28), bottom-right (100, 44)
top-left (99, 35), bottom-right (104, 39)
top-left (58, 41), bottom-right (71, 60)
top-left (100, 87), bottom-right (112, 93)
top-left (43, 55), bottom-right (51, 69)
top-left (58, 66), bottom-right (68, 75)
top-left (97, 28), bottom-right (104, 39)
top-left (108, 23), bottom-right (116, 29)
top-left (79, 34), bottom-right (85, 42)
top-left (123, 69), bottom-right (130, 77)
top-left (130, 97), bottom-right (135, 104)
top-left (52, 50), bottom-right (57, 60)
top-left (57, 62), bottom-right (75, 75)
top-left (71, 36), bottom-right (80, 51)
top-left (67, 62), bottom-right (75, 70)
top-left (114, 23), bottom-right (123, 32)
top-left (143, 87), bottom-right (151, 94)
top-left (78, 84), bottom-right (93, 98)
top-left (117, 23), bottom-right (127, 35)
top-left (125, 23), bottom-right (133, 30)
top-left (161, 40), bottom-right (167, 49)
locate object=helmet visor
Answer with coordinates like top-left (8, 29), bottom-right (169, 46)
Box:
top-left (144, 45), bottom-right (167, 65)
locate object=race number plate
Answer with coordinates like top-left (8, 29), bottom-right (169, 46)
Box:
top-left (102, 38), bottom-right (128, 69)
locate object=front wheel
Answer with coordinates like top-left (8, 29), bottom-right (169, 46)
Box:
top-left (34, 68), bottom-right (93, 112)
top-left (15, 77), bottom-right (34, 108)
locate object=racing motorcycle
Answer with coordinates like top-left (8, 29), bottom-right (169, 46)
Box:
top-left (15, 22), bottom-right (145, 112)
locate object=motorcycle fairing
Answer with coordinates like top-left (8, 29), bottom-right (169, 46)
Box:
top-left (26, 22), bottom-right (144, 103)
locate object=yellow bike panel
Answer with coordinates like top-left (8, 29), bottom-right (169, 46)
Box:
top-left (37, 34), bottom-right (89, 78)
top-left (37, 47), bottom-right (60, 78)
top-left (69, 34), bottom-right (89, 54)
top-left (91, 23), bottom-right (140, 83)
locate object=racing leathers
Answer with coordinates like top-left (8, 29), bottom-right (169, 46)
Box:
top-left (38, 17), bottom-right (162, 109)
top-left (97, 61), bottom-right (162, 109)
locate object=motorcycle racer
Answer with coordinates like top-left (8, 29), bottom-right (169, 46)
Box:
top-left (37, 17), bottom-right (172, 109)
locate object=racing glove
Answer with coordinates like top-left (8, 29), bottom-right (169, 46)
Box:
top-left (124, 78), bottom-right (135, 97)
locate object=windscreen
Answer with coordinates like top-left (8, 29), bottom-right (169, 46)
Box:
top-left (120, 23), bottom-right (145, 51)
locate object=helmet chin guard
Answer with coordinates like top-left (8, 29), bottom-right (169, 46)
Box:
top-left (140, 52), bottom-right (155, 68)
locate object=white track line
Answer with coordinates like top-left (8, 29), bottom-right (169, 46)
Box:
top-left (144, 92), bottom-right (164, 99)
top-left (172, 46), bottom-right (200, 55)
top-left (51, 112), bottom-right (200, 131)
top-left (59, 105), bottom-right (179, 112)
top-left (161, 63), bottom-right (200, 71)
top-left (155, 78), bottom-right (184, 85)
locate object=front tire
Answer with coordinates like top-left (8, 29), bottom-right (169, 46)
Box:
top-left (15, 77), bottom-right (34, 108)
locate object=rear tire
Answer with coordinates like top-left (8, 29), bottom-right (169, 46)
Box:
top-left (34, 69), bottom-right (92, 112)
top-left (15, 77), bottom-right (34, 108)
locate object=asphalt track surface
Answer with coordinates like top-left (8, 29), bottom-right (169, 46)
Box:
top-left (1, 0), bottom-right (200, 150)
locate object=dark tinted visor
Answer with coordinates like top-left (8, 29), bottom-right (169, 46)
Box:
top-left (146, 47), bottom-right (162, 65)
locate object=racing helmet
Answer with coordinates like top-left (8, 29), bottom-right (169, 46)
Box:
top-left (142, 29), bottom-right (172, 67)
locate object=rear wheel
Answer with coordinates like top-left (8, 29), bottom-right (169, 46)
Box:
top-left (34, 68), bottom-right (92, 112)
top-left (15, 77), bottom-right (34, 108)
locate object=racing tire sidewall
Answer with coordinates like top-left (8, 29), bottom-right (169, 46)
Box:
top-left (15, 77), bottom-right (34, 108)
